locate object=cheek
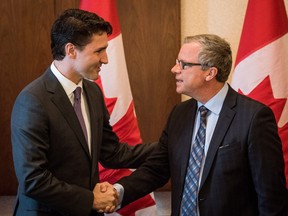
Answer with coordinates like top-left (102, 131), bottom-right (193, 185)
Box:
top-left (74, 60), bottom-right (93, 76)
top-left (81, 59), bottom-right (97, 72)
top-left (185, 73), bottom-right (203, 88)
top-left (184, 73), bottom-right (195, 84)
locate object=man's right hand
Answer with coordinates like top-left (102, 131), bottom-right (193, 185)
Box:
top-left (92, 181), bottom-right (119, 213)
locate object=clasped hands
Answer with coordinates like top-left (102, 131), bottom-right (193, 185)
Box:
top-left (92, 181), bottom-right (120, 213)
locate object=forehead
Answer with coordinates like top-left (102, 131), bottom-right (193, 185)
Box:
top-left (179, 42), bottom-right (201, 56)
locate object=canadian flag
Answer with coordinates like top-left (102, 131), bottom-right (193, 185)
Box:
top-left (231, 0), bottom-right (288, 186)
top-left (79, 0), bottom-right (157, 215)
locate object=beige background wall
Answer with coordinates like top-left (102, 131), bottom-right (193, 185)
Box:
top-left (181, 0), bottom-right (288, 100)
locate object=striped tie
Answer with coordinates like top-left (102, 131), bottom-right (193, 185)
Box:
top-left (181, 106), bottom-right (208, 216)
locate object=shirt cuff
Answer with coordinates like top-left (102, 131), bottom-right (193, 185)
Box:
top-left (113, 183), bottom-right (124, 210)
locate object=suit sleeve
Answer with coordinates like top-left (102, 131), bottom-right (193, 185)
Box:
top-left (91, 81), bottom-right (157, 169)
top-left (11, 90), bottom-right (94, 215)
top-left (248, 106), bottom-right (288, 215)
top-left (114, 107), bottom-right (177, 207)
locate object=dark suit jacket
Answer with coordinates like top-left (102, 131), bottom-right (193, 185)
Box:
top-left (118, 86), bottom-right (288, 216)
top-left (11, 68), bottom-right (155, 216)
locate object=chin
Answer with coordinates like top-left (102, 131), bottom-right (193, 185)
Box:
top-left (176, 88), bottom-right (183, 94)
top-left (86, 74), bottom-right (99, 81)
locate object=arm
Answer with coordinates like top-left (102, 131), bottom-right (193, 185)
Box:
top-left (114, 105), bottom-right (182, 207)
top-left (100, 141), bottom-right (158, 169)
top-left (98, 95), bottom-right (158, 169)
top-left (116, 128), bottom-right (171, 207)
top-left (248, 106), bottom-right (288, 215)
top-left (88, 80), bottom-right (157, 169)
top-left (11, 90), bottom-right (102, 215)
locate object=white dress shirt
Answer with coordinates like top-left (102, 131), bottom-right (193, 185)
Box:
top-left (50, 62), bottom-right (92, 153)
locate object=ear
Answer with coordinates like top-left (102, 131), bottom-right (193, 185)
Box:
top-left (205, 67), bottom-right (217, 81)
top-left (65, 43), bottom-right (76, 59)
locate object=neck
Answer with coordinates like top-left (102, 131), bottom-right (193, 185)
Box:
top-left (196, 82), bottom-right (225, 104)
top-left (54, 60), bottom-right (82, 84)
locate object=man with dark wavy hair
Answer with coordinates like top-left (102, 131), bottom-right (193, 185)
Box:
top-left (11, 8), bottom-right (155, 216)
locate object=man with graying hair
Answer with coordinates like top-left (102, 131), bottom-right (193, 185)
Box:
top-left (116, 34), bottom-right (288, 216)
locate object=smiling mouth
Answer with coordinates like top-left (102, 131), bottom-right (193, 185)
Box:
top-left (176, 79), bottom-right (183, 83)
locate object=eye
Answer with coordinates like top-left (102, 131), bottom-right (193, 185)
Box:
top-left (176, 59), bottom-right (202, 70)
top-left (95, 47), bottom-right (107, 54)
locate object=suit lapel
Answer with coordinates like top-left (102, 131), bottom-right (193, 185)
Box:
top-left (83, 80), bottom-right (101, 179)
top-left (200, 87), bottom-right (237, 189)
top-left (44, 70), bottom-right (91, 158)
top-left (179, 100), bottom-right (198, 186)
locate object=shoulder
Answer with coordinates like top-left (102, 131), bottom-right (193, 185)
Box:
top-left (173, 98), bottom-right (197, 113)
top-left (227, 85), bottom-right (268, 110)
top-left (166, 98), bottom-right (197, 124)
top-left (15, 70), bottom-right (50, 103)
top-left (226, 87), bottom-right (274, 120)
top-left (236, 92), bottom-right (269, 112)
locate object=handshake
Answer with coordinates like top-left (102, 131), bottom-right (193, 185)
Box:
top-left (92, 181), bottom-right (120, 213)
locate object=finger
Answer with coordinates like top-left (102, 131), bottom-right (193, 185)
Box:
top-left (109, 205), bottom-right (116, 212)
top-left (104, 205), bottom-right (116, 213)
top-left (104, 206), bottom-right (111, 212)
top-left (99, 184), bottom-right (108, 193)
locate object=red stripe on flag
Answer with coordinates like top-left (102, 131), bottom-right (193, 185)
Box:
top-left (95, 76), bottom-right (142, 145)
top-left (235, 0), bottom-right (288, 65)
top-left (80, 0), bottom-right (157, 214)
top-left (232, 0), bottom-right (288, 187)
top-left (112, 101), bottom-right (142, 145)
top-left (117, 195), bottom-right (156, 216)
top-left (96, 75), bottom-right (156, 215)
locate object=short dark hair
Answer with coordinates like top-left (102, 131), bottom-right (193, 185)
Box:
top-left (51, 8), bottom-right (112, 60)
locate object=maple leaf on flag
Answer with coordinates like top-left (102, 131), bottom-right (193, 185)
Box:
top-left (95, 76), bottom-right (156, 215)
top-left (80, 1), bottom-right (157, 214)
top-left (231, 0), bottom-right (288, 190)
top-left (238, 76), bottom-right (287, 123)
top-left (95, 76), bottom-right (142, 145)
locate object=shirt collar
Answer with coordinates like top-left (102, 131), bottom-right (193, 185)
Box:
top-left (50, 62), bottom-right (83, 96)
top-left (197, 83), bottom-right (228, 115)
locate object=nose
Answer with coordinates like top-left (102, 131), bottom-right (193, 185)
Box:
top-left (171, 64), bottom-right (181, 74)
top-left (100, 51), bottom-right (108, 64)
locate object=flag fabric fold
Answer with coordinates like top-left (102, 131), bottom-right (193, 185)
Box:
top-left (79, 0), bottom-right (157, 215)
top-left (231, 0), bottom-right (288, 186)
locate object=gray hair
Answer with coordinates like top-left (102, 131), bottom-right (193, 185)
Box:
top-left (184, 34), bottom-right (232, 82)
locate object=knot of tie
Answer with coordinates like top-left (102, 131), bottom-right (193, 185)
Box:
top-left (199, 105), bottom-right (208, 126)
top-left (199, 105), bottom-right (208, 116)
top-left (74, 87), bottom-right (82, 101)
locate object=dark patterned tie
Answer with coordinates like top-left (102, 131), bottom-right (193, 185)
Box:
top-left (73, 87), bottom-right (88, 142)
top-left (181, 106), bottom-right (209, 216)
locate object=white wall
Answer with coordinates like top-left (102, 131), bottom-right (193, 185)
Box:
top-left (181, 0), bottom-right (288, 100)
